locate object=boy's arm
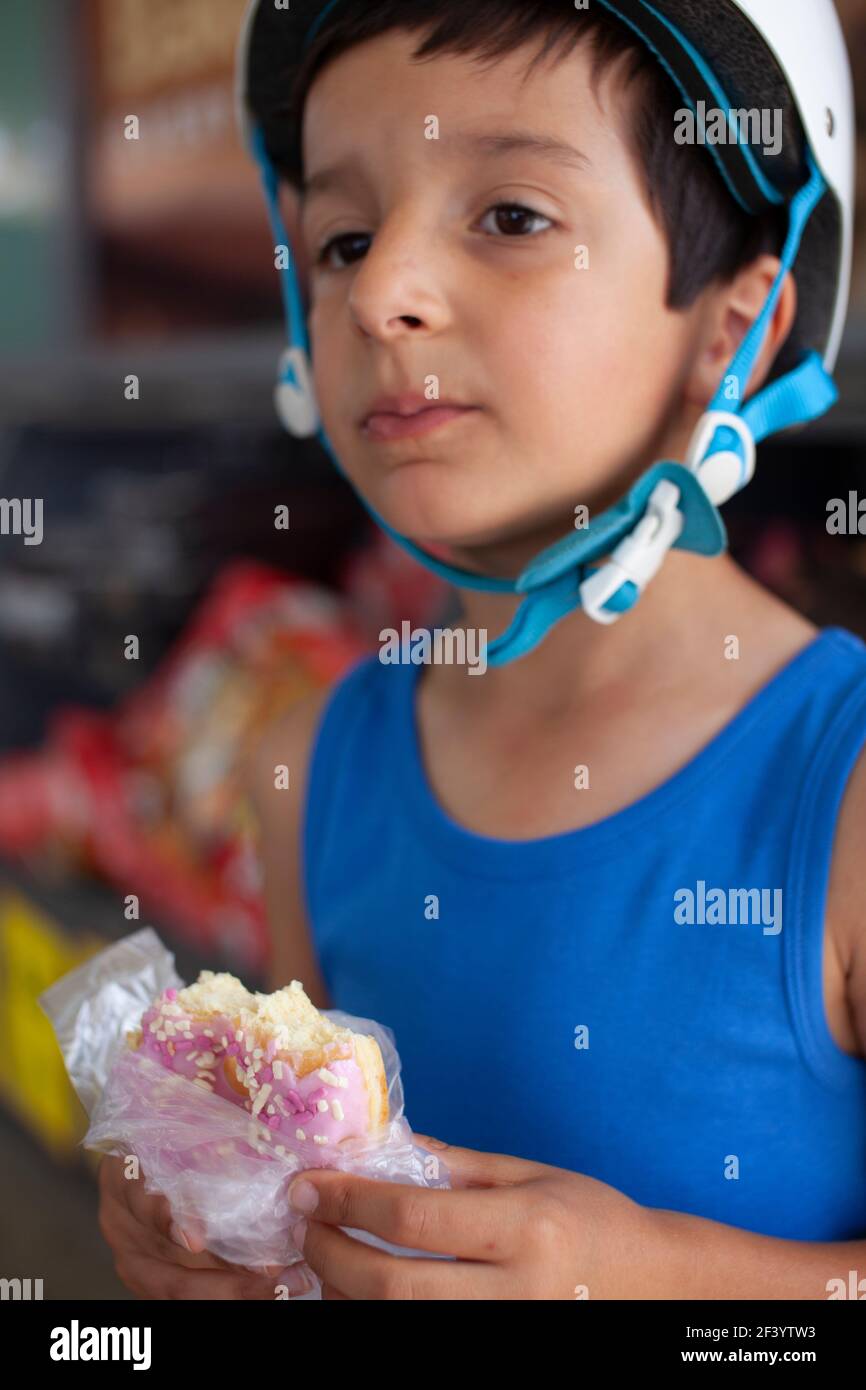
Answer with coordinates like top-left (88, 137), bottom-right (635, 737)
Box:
top-left (641, 1209), bottom-right (866, 1299)
top-left (240, 689), bottom-right (334, 1006)
top-left (646, 744), bottom-right (866, 1299)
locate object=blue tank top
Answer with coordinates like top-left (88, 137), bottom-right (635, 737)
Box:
top-left (302, 626), bottom-right (866, 1241)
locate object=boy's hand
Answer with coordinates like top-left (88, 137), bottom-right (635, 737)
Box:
top-left (97, 1154), bottom-right (314, 1300)
top-left (289, 1136), bottom-right (655, 1300)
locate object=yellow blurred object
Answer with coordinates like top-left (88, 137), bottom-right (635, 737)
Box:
top-left (0, 890), bottom-right (101, 1157)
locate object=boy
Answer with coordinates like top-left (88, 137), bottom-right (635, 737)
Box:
top-left (99, 0), bottom-right (866, 1299)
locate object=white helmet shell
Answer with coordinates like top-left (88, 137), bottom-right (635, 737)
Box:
top-left (727, 0), bottom-right (854, 368)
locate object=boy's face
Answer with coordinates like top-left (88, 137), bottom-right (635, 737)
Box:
top-left (298, 29), bottom-right (711, 565)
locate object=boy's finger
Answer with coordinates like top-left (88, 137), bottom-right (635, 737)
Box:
top-left (120, 1174), bottom-right (208, 1256)
top-left (120, 1252), bottom-right (295, 1301)
top-left (293, 1173), bottom-right (516, 1260)
top-left (105, 1189), bottom-right (236, 1272)
top-left (412, 1134), bottom-right (543, 1187)
top-left (123, 1177), bottom-right (174, 1236)
top-left (168, 1214), bottom-right (209, 1254)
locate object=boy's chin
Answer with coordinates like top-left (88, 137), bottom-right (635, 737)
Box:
top-left (371, 482), bottom-right (505, 550)
top-left (396, 515), bottom-right (568, 577)
top-left (355, 468), bottom-right (575, 563)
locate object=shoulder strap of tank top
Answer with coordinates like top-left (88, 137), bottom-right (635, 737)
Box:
top-left (784, 636), bottom-right (866, 1089)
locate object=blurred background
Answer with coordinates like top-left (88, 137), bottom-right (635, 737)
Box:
top-left (0, 0), bottom-right (865, 1299)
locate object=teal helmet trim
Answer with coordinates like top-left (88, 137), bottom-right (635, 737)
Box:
top-left (306, 0), bottom-right (343, 49)
top-left (244, 0), bottom-right (842, 665)
top-left (594, 0), bottom-right (785, 212)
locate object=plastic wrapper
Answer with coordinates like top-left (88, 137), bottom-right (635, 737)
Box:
top-left (40, 928), bottom-right (452, 1295)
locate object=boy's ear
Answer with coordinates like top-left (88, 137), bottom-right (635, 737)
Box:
top-left (686, 254), bottom-right (798, 407)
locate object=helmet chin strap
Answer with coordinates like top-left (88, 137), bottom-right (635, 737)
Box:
top-left (252, 127), bottom-right (837, 666)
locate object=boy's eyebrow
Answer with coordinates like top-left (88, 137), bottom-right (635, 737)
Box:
top-left (301, 128), bottom-right (592, 202)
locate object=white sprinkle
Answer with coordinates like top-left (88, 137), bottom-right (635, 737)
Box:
top-left (272, 1060), bottom-right (283, 1080)
top-left (183, 1031), bottom-right (194, 1040)
top-left (244, 1055), bottom-right (252, 1067)
top-left (221, 1036), bottom-right (229, 1049)
top-left (197, 1051), bottom-right (216, 1068)
top-left (266, 1104), bottom-right (275, 1115)
top-left (317, 1067), bottom-right (349, 1089)
top-left (317, 1099), bottom-right (329, 1113)
top-left (275, 1145), bottom-right (287, 1157)
top-left (295, 1128), bottom-right (306, 1142)
top-left (156, 1030), bottom-right (166, 1041)
top-left (251, 1083), bottom-right (272, 1116)
top-left (236, 1031), bottom-right (244, 1045)
top-left (253, 1048), bottom-right (263, 1059)
top-left (313, 1134), bottom-right (328, 1145)
top-left (331, 1100), bottom-right (344, 1122)
top-left (164, 1021), bottom-right (176, 1036)
top-left (193, 1077), bottom-right (213, 1090)
top-left (203, 1028), bottom-right (214, 1038)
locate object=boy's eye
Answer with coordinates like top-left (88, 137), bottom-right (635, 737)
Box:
top-left (314, 203), bottom-right (553, 270)
top-left (477, 202), bottom-right (554, 239)
top-left (315, 231), bottom-right (371, 270)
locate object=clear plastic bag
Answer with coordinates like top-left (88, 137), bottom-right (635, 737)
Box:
top-left (40, 928), bottom-right (452, 1294)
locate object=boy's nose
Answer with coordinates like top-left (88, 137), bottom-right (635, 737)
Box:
top-left (348, 220), bottom-right (452, 342)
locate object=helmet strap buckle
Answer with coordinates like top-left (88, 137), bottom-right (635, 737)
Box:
top-left (685, 410), bottom-right (756, 506)
top-left (578, 478), bottom-right (685, 625)
top-left (274, 346), bottom-right (320, 438)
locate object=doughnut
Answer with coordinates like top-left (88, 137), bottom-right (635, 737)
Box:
top-left (125, 971), bottom-right (389, 1155)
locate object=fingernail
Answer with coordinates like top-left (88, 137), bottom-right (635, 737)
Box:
top-left (276, 1264), bottom-right (314, 1296)
top-left (169, 1221), bottom-right (192, 1251)
top-left (288, 1178), bottom-right (319, 1214)
top-left (292, 1217), bottom-right (307, 1252)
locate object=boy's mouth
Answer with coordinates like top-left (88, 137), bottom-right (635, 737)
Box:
top-left (359, 392), bottom-right (479, 443)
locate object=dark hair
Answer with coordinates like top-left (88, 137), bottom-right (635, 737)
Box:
top-left (262, 0), bottom-right (796, 365)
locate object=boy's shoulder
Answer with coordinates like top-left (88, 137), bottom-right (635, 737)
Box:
top-left (242, 651), bottom-right (391, 808)
top-left (242, 683), bottom-right (336, 811)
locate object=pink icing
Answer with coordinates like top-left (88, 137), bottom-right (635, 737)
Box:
top-left (136, 994), bottom-right (378, 1153)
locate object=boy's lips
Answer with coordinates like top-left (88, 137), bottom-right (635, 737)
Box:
top-left (362, 404), bottom-right (480, 442)
top-left (359, 391), bottom-right (480, 442)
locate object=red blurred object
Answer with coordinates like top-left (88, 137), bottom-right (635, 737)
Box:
top-left (746, 519), bottom-right (805, 592)
top-left (0, 562), bottom-right (372, 971)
